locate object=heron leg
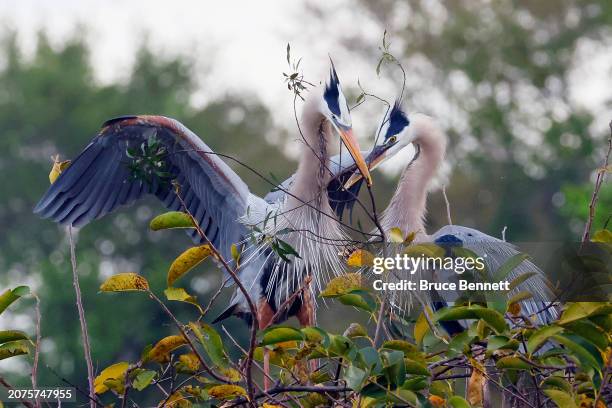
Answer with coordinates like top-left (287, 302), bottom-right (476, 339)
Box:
top-left (258, 298), bottom-right (275, 391)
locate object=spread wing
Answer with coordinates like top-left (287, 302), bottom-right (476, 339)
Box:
top-left (34, 115), bottom-right (250, 262)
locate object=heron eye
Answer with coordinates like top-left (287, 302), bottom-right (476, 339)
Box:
top-left (388, 136), bottom-right (397, 144)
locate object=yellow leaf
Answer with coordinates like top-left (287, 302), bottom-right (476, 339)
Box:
top-left (94, 362), bottom-right (128, 394)
top-left (347, 249), bottom-right (375, 268)
top-left (164, 287), bottom-right (195, 302)
top-left (320, 273), bottom-right (364, 297)
top-left (218, 366), bottom-right (241, 382)
top-left (403, 230), bottom-right (417, 245)
top-left (428, 395), bottom-right (445, 407)
top-left (403, 243), bottom-right (445, 258)
top-left (150, 211), bottom-right (195, 230)
top-left (231, 243), bottom-right (241, 266)
top-left (161, 391), bottom-right (192, 408)
top-left (414, 310), bottom-right (431, 345)
top-left (208, 384), bottom-right (246, 400)
top-left (592, 229), bottom-right (612, 243)
top-left (149, 335), bottom-right (188, 363)
top-left (48, 157), bottom-right (71, 184)
top-left (100, 273), bottom-right (149, 292)
top-left (164, 287), bottom-right (203, 314)
top-left (178, 353), bottom-right (200, 372)
top-left (168, 245), bottom-right (213, 286)
top-left (467, 363), bottom-right (486, 407)
top-left (389, 227), bottom-right (404, 243)
top-left (263, 404), bottom-right (283, 408)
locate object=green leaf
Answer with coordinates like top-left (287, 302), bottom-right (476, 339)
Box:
top-left (260, 326), bottom-right (304, 346)
top-left (563, 320), bottom-right (609, 351)
top-left (343, 323), bottom-right (368, 339)
top-left (448, 395), bottom-right (471, 408)
top-left (0, 340), bottom-right (29, 360)
top-left (493, 253), bottom-right (529, 282)
top-left (191, 323), bottom-right (228, 368)
top-left (507, 290), bottom-right (533, 305)
top-left (557, 302), bottom-right (612, 325)
top-left (552, 334), bottom-right (600, 371)
top-left (527, 325), bottom-right (564, 354)
top-left (381, 349), bottom-right (406, 387)
top-left (507, 272), bottom-right (538, 291)
top-left (435, 305), bottom-right (508, 334)
top-left (0, 286), bottom-right (30, 315)
top-left (495, 356), bottom-right (532, 370)
top-left (132, 369), bottom-right (156, 391)
top-left (541, 376), bottom-right (572, 393)
top-left (401, 376), bottom-right (428, 391)
top-left (543, 389), bottom-right (578, 408)
top-left (381, 339), bottom-right (418, 354)
top-left (0, 330), bottom-right (29, 345)
top-left (344, 364), bottom-right (367, 391)
top-left (358, 346), bottom-right (382, 373)
top-left (404, 358), bottom-right (429, 376)
top-left (149, 211), bottom-right (194, 230)
top-left (337, 292), bottom-right (375, 312)
top-left (301, 326), bottom-right (330, 347)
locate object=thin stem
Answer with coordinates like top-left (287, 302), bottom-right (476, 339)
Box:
top-left (442, 185), bottom-right (452, 225)
top-left (147, 290), bottom-right (230, 384)
top-left (581, 122), bottom-right (612, 247)
top-left (68, 227), bottom-right (95, 408)
top-left (172, 185), bottom-right (258, 406)
top-left (30, 292), bottom-right (42, 408)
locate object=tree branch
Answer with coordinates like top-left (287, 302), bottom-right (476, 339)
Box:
top-left (581, 121), bottom-right (612, 247)
top-left (67, 227), bottom-right (96, 408)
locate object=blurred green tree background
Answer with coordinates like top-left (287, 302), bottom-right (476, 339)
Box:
top-left (1, 0), bottom-right (611, 402)
top-left (0, 32), bottom-right (296, 392)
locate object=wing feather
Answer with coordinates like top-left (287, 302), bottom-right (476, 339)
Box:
top-left (34, 115), bottom-right (252, 263)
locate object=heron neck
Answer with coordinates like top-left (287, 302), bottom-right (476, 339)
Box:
top-left (382, 119), bottom-right (446, 240)
top-left (288, 112), bottom-right (332, 206)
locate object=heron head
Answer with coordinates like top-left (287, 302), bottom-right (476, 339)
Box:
top-left (321, 60), bottom-right (372, 186)
top-left (344, 100), bottom-right (412, 188)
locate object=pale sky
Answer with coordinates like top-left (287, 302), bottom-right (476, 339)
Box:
top-left (1, 0), bottom-right (610, 170)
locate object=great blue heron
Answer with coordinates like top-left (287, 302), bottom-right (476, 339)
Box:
top-left (34, 63), bottom-right (372, 389)
top-left (213, 100), bottom-right (420, 329)
top-left (340, 102), bottom-right (557, 326)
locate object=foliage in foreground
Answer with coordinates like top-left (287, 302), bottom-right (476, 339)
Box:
top-left (76, 210), bottom-right (610, 408)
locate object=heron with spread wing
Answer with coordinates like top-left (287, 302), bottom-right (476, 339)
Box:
top-left (34, 64), bottom-right (372, 378)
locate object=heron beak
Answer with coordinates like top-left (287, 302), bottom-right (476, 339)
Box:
top-left (344, 144), bottom-right (390, 189)
top-left (338, 128), bottom-right (373, 186)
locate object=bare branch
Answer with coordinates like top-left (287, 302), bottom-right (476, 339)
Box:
top-left (68, 227), bottom-right (96, 408)
top-left (442, 185), bottom-right (453, 225)
top-left (31, 292), bottom-right (42, 408)
top-left (581, 121), bottom-right (612, 246)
